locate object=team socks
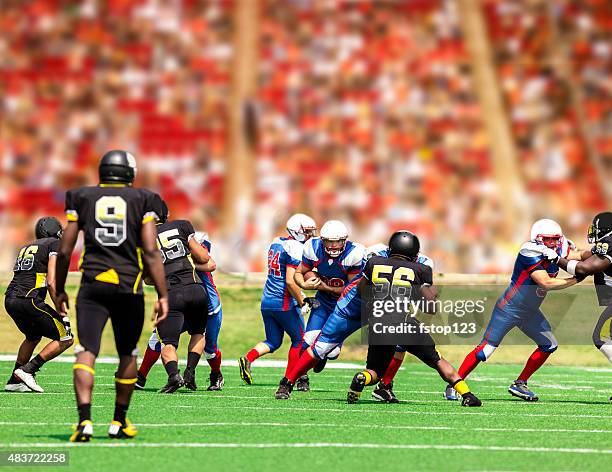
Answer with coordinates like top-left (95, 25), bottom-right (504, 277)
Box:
top-left (286, 350), bottom-right (319, 383)
top-left (451, 379), bottom-right (471, 396)
top-left (284, 346), bottom-right (301, 377)
top-left (113, 402), bottom-right (129, 426)
top-left (187, 352), bottom-right (201, 371)
top-left (246, 349), bottom-right (261, 364)
top-left (458, 347), bottom-right (482, 379)
top-left (164, 360), bottom-right (179, 377)
top-left (21, 355), bottom-right (45, 374)
top-left (78, 403), bottom-right (92, 423)
top-left (138, 347), bottom-right (161, 378)
top-left (381, 356), bottom-right (403, 384)
top-left (517, 349), bottom-right (552, 382)
top-left (206, 350), bottom-right (222, 373)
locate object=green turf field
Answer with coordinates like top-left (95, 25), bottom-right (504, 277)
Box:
top-left (0, 360), bottom-right (610, 471)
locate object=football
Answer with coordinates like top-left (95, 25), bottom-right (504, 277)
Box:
top-left (303, 270), bottom-right (319, 282)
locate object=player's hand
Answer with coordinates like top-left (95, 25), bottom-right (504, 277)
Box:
top-left (302, 278), bottom-right (321, 290)
top-left (55, 291), bottom-right (70, 316)
top-left (541, 247), bottom-right (560, 264)
top-left (566, 238), bottom-right (577, 251)
top-left (300, 297), bottom-right (320, 316)
top-left (152, 297), bottom-right (169, 326)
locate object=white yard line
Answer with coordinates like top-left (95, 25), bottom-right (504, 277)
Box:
top-left (0, 442), bottom-right (610, 454)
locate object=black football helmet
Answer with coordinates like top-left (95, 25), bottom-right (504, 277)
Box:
top-left (99, 150), bottom-right (137, 184)
top-left (588, 212), bottom-right (612, 243)
top-left (35, 216), bottom-right (63, 239)
top-left (388, 230), bottom-right (420, 261)
top-left (151, 193), bottom-right (169, 223)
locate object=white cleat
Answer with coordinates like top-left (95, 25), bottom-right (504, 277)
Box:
top-left (4, 382), bottom-right (33, 392)
top-left (13, 369), bottom-right (44, 393)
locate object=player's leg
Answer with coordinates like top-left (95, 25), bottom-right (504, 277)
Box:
top-left (182, 285), bottom-right (209, 391)
top-left (348, 344), bottom-right (396, 404)
top-left (239, 310), bottom-right (283, 384)
top-left (4, 298), bottom-right (40, 391)
top-left (135, 331), bottom-right (162, 389)
top-left (511, 311), bottom-right (558, 401)
top-left (592, 305), bottom-right (612, 401)
top-left (14, 300), bottom-right (74, 391)
top-left (276, 306), bottom-right (307, 391)
top-left (372, 347), bottom-right (405, 402)
top-left (302, 304), bottom-right (333, 373)
top-left (204, 309), bottom-right (224, 390)
top-left (70, 285), bottom-right (110, 442)
top-left (107, 294), bottom-right (145, 438)
top-left (157, 315), bottom-right (185, 393)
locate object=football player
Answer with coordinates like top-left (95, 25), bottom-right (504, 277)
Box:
top-left (292, 220), bottom-right (364, 388)
top-left (275, 231), bottom-right (481, 407)
top-left (449, 219), bottom-right (582, 402)
top-left (136, 231), bottom-right (224, 391)
top-left (547, 212), bottom-right (612, 401)
top-left (360, 243), bottom-right (435, 403)
top-left (347, 231), bottom-right (481, 406)
top-left (55, 150), bottom-right (168, 442)
top-left (5, 217), bottom-right (74, 393)
top-left (238, 214), bottom-right (317, 387)
top-left (148, 197), bottom-right (211, 393)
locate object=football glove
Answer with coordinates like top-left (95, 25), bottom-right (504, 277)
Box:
top-left (541, 247), bottom-right (560, 264)
top-left (301, 297), bottom-right (320, 316)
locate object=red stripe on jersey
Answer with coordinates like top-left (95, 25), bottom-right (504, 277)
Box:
top-left (497, 260), bottom-right (543, 308)
top-left (340, 275), bottom-right (362, 300)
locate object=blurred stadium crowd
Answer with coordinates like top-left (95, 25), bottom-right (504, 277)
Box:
top-left (1, 0), bottom-right (610, 273)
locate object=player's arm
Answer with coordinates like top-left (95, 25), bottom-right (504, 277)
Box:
top-left (420, 266), bottom-right (438, 313)
top-left (141, 220), bottom-right (169, 325)
top-left (194, 256), bottom-right (216, 273)
top-left (54, 221), bottom-right (79, 314)
top-left (188, 237), bottom-right (210, 264)
top-left (558, 254), bottom-right (611, 277)
top-left (530, 269), bottom-right (577, 291)
top-left (294, 262), bottom-right (321, 290)
top-left (318, 270), bottom-right (360, 296)
top-left (286, 265), bottom-right (305, 307)
top-left (46, 254), bottom-right (58, 305)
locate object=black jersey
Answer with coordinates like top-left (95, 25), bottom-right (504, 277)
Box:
top-left (5, 237), bottom-right (60, 300)
top-left (591, 235), bottom-right (612, 306)
top-left (156, 220), bottom-right (199, 288)
top-left (362, 255), bottom-right (433, 316)
top-left (65, 185), bottom-right (159, 295)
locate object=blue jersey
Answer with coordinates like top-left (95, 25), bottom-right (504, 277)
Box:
top-left (496, 239), bottom-right (570, 312)
top-left (364, 243), bottom-right (434, 270)
top-left (195, 237), bottom-right (222, 315)
top-left (261, 237), bottom-right (303, 311)
top-left (302, 238), bottom-right (364, 310)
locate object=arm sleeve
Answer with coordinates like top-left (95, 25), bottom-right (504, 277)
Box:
top-left (65, 189), bottom-right (79, 222)
top-left (49, 239), bottom-right (61, 257)
top-left (180, 220), bottom-right (196, 242)
top-left (142, 191), bottom-right (160, 224)
top-left (420, 266), bottom-right (434, 286)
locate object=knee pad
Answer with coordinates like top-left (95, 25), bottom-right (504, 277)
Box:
top-left (312, 340), bottom-right (339, 360)
top-left (538, 331), bottom-right (558, 353)
top-left (148, 331), bottom-right (162, 352)
top-left (475, 343), bottom-right (497, 361)
top-left (598, 342), bottom-right (612, 362)
top-left (204, 350), bottom-right (217, 360)
top-left (326, 345), bottom-right (342, 360)
top-left (302, 330), bottom-right (321, 347)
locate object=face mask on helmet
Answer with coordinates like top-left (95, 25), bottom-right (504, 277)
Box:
top-left (588, 212), bottom-right (612, 243)
top-left (322, 237), bottom-right (347, 258)
top-left (531, 219), bottom-right (563, 250)
top-left (287, 214), bottom-right (317, 243)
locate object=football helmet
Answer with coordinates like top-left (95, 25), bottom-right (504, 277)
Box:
top-left (530, 219), bottom-right (563, 249)
top-left (99, 150), bottom-right (137, 184)
top-left (588, 212), bottom-right (612, 243)
top-left (320, 220), bottom-right (348, 258)
top-left (35, 216), bottom-right (63, 239)
top-left (287, 213), bottom-right (317, 243)
top-left (388, 230), bottom-right (420, 261)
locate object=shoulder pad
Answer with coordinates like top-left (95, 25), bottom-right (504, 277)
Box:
top-left (303, 238), bottom-right (321, 261)
top-left (417, 253), bottom-right (434, 270)
top-left (364, 243), bottom-right (388, 261)
top-left (283, 238), bottom-right (304, 261)
top-left (342, 242), bottom-right (365, 267)
top-left (520, 241), bottom-right (545, 259)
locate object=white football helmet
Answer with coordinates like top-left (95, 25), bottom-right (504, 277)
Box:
top-left (287, 213), bottom-right (317, 243)
top-left (320, 220), bottom-right (349, 258)
top-left (530, 219), bottom-right (563, 249)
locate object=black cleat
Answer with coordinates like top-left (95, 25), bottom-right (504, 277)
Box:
top-left (275, 377), bottom-right (293, 400)
top-left (207, 372), bottom-right (224, 391)
top-left (134, 372), bottom-right (146, 390)
top-left (347, 372), bottom-right (367, 404)
top-left (461, 392), bottom-right (482, 407)
top-left (296, 375), bottom-right (310, 392)
top-left (183, 368), bottom-right (197, 391)
top-left (158, 373), bottom-right (184, 393)
top-left (372, 381), bottom-right (399, 403)
top-left (313, 358), bottom-right (327, 374)
top-left (239, 356), bottom-right (253, 385)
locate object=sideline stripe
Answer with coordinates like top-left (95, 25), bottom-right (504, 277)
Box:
top-left (0, 442), bottom-right (610, 454)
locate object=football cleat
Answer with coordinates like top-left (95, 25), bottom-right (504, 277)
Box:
top-left (372, 381), bottom-right (399, 404)
top-left (296, 375), bottom-right (310, 392)
top-left (4, 381), bottom-right (33, 392)
top-left (134, 372), bottom-right (147, 390)
top-left (274, 377), bottom-right (293, 400)
top-left (461, 392), bottom-right (482, 407)
top-left (508, 380), bottom-right (538, 401)
top-left (207, 372), bottom-right (224, 391)
top-left (347, 372), bottom-right (367, 404)
top-left (108, 419), bottom-right (137, 439)
top-left (13, 369), bottom-right (43, 393)
top-left (69, 420), bottom-right (93, 442)
top-left (239, 356), bottom-right (253, 385)
top-left (313, 358), bottom-right (327, 374)
top-left (444, 384), bottom-right (460, 401)
top-left (183, 368), bottom-right (197, 391)
top-left (158, 373), bottom-right (184, 393)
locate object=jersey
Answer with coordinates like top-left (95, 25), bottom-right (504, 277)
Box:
top-left (261, 237), bottom-right (303, 311)
top-left (195, 235), bottom-right (222, 315)
top-left (496, 239), bottom-right (570, 312)
top-left (5, 237), bottom-right (60, 300)
top-left (65, 185), bottom-right (159, 295)
top-left (364, 243), bottom-right (434, 270)
top-left (302, 238), bottom-right (365, 310)
top-left (591, 235), bottom-right (612, 306)
top-left (156, 220), bottom-right (198, 288)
